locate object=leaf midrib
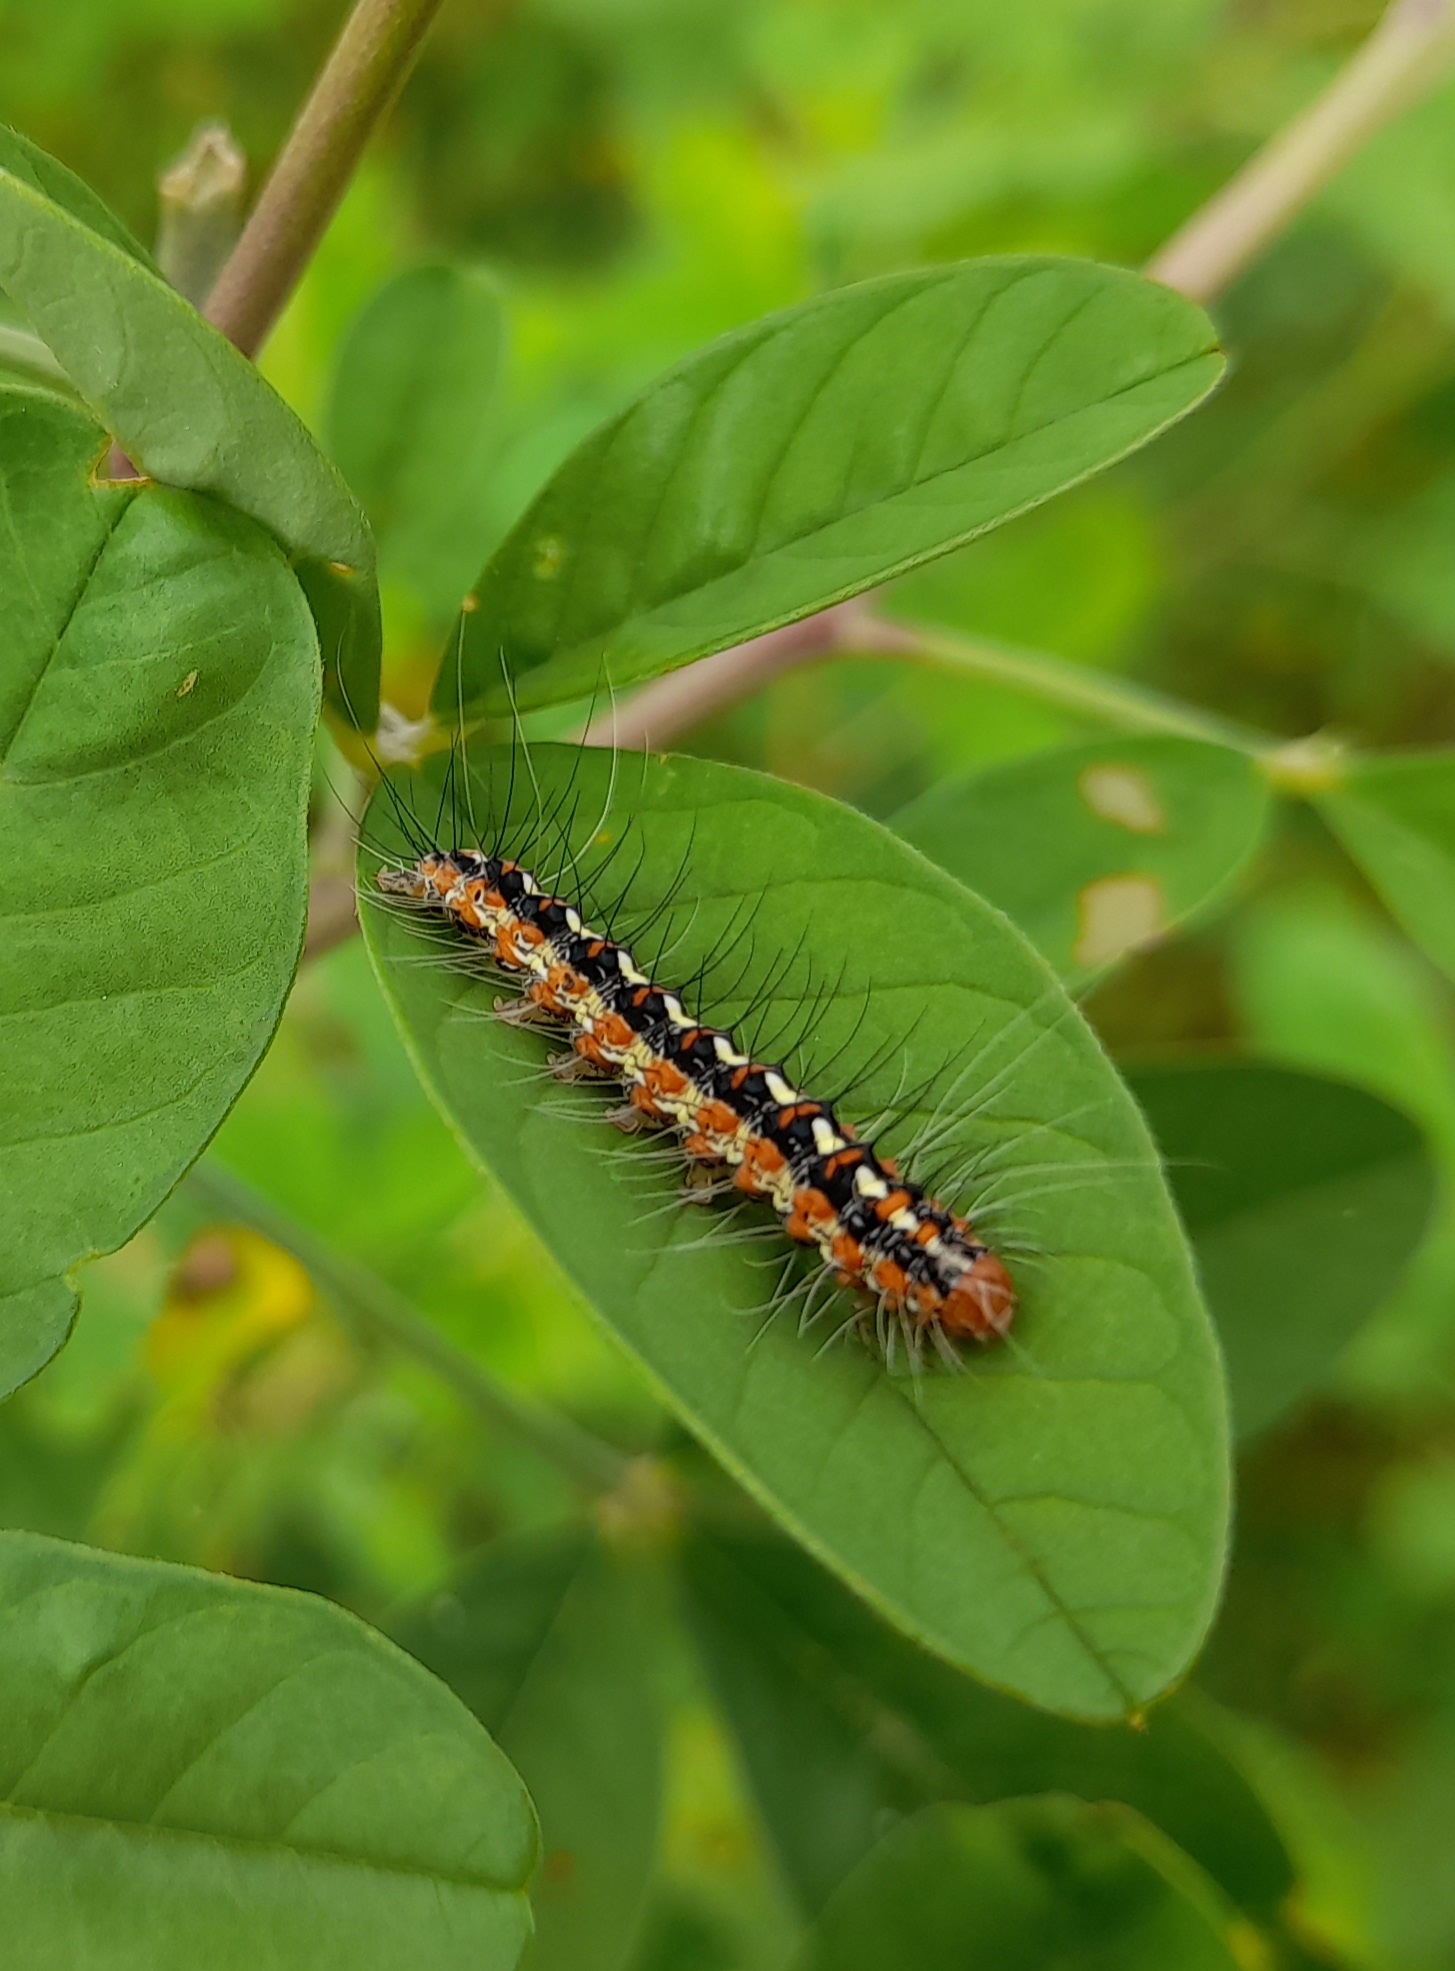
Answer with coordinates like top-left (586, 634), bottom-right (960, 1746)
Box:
top-left (0, 482), bottom-right (134, 774)
top-left (0, 1587), bottom-right (524, 1894)
top-left (619, 1214), bottom-right (1148, 1712)
top-left (385, 818), bottom-right (1192, 1707)
top-left (0, 1797), bottom-right (519, 1895)
top-left (547, 330), bottom-right (1215, 653)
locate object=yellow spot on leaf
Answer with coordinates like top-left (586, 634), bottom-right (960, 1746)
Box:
top-left (176, 669), bottom-right (198, 698)
top-left (147, 1227), bottom-right (315, 1428)
top-left (1079, 763), bottom-right (1166, 833)
top-left (1074, 874), bottom-right (1165, 969)
top-left (532, 534), bottom-right (567, 579)
top-left (460, 591), bottom-right (479, 613)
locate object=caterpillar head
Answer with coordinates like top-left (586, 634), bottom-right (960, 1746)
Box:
top-left (938, 1250), bottom-right (1016, 1343)
top-left (377, 853), bottom-right (460, 903)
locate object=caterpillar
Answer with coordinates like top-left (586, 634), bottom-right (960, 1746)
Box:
top-left (377, 837), bottom-right (1016, 1364)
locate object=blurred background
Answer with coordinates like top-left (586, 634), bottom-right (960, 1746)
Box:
top-left (6, 2), bottom-right (1455, 1964)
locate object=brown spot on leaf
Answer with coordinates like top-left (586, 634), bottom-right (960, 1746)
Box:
top-left (1078, 763), bottom-right (1166, 833)
top-left (1073, 873), bottom-right (1165, 969)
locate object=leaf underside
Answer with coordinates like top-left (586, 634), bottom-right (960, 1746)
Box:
top-left (0, 128), bottom-right (379, 725)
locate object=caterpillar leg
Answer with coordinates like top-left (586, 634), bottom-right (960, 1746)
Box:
top-left (602, 1102), bottom-right (650, 1134)
top-left (549, 1051), bottom-right (610, 1084)
top-left (493, 995), bottom-right (557, 1030)
top-left (679, 1162), bottom-right (728, 1205)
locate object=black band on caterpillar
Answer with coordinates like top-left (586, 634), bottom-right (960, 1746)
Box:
top-left (379, 848), bottom-right (1016, 1355)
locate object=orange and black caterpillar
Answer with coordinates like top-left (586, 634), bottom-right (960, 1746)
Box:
top-left (379, 847), bottom-right (1016, 1358)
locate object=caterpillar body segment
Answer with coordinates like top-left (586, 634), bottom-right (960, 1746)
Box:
top-left (379, 849), bottom-right (1015, 1356)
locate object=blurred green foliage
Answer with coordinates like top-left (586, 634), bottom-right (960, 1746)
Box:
top-left (7, 0), bottom-right (1455, 1964)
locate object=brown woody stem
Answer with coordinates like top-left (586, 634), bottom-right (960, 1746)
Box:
top-left (204, 0), bottom-right (444, 356)
top-left (1146, 0), bottom-right (1455, 304)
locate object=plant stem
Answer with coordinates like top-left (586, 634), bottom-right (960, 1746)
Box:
top-left (582, 603), bottom-right (1272, 756)
top-left (577, 603), bottom-right (865, 749)
top-left (884, 618), bottom-right (1272, 754)
top-left (1146, 0), bottom-right (1455, 303)
top-left (204, 0), bottom-right (445, 356)
top-left (187, 1161), bottom-right (632, 1495)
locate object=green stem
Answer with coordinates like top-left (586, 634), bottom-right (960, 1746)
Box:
top-left (187, 1161), bottom-right (631, 1495)
top-left (204, 0), bottom-right (445, 356)
top-left (873, 616), bottom-right (1275, 755)
top-left (156, 120), bottom-right (248, 310)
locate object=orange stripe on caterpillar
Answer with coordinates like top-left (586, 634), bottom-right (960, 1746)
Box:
top-left (377, 847), bottom-right (1016, 1359)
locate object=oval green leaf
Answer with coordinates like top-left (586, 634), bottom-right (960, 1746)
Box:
top-left (0, 130), bottom-right (379, 726)
top-left (0, 392), bottom-right (318, 1395)
top-left (441, 257), bottom-right (1223, 717)
top-left (681, 1518), bottom-right (1294, 1922)
top-left (328, 262), bottom-right (506, 630)
top-left (1316, 751), bottom-right (1455, 986)
top-left (0, 1530), bottom-right (535, 1967)
top-left (361, 743), bottom-right (1228, 1719)
top-left (791, 1799), bottom-right (1240, 1971)
top-left (895, 736), bottom-right (1271, 984)
top-left (393, 1528), bottom-right (663, 1971)
top-left (1128, 1061), bottom-right (1435, 1442)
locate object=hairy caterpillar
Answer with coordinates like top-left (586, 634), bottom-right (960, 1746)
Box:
top-left (377, 825), bottom-right (1016, 1365)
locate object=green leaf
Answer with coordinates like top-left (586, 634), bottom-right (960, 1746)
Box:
top-left (1316, 752), bottom-right (1455, 987)
top-left (0, 122), bottom-right (154, 269)
top-left (392, 1529), bottom-right (663, 1971)
top-left (0, 129), bottom-right (379, 726)
top-left (681, 1520), bottom-right (1294, 1920)
top-left (0, 335), bottom-right (76, 402)
top-left (0, 1281), bottom-right (76, 1408)
top-left (442, 257), bottom-right (1223, 716)
top-left (894, 737), bottom-right (1270, 985)
top-left (0, 1530), bottom-right (536, 1967)
top-left (624, 1884), bottom-right (749, 1971)
top-left (0, 392), bottom-right (318, 1394)
top-left (328, 263), bottom-right (506, 628)
top-left (1127, 1061), bottom-right (1436, 1442)
top-left (791, 1799), bottom-right (1241, 1971)
top-left (361, 742), bottom-right (1228, 1720)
